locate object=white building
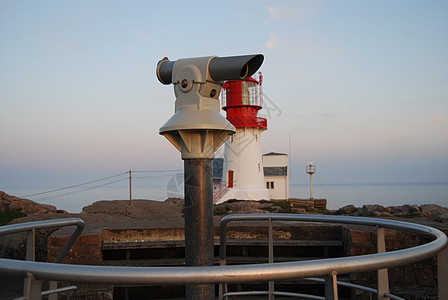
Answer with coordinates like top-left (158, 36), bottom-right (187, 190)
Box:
top-left (214, 74), bottom-right (270, 204)
top-left (213, 74), bottom-right (291, 204)
top-left (217, 127), bottom-right (271, 203)
top-left (262, 152), bottom-right (289, 200)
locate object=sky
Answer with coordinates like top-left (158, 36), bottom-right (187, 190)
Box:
top-left (1, 0), bottom-right (447, 193)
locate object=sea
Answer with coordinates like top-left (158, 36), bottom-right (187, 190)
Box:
top-left (3, 173), bottom-right (447, 214)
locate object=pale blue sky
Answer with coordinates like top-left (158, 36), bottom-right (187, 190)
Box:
top-left (1, 0), bottom-right (447, 190)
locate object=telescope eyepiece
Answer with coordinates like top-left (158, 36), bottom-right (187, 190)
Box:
top-left (156, 58), bottom-right (175, 85)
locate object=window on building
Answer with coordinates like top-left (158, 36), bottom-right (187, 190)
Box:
top-left (266, 181), bottom-right (275, 189)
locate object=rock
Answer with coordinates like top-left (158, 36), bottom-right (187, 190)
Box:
top-left (0, 191), bottom-right (58, 215)
top-left (216, 200), bottom-right (267, 214)
top-left (361, 204), bottom-right (387, 216)
top-left (81, 199), bottom-right (183, 221)
top-left (433, 213), bottom-right (448, 223)
top-left (336, 205), bottom-right (356, 215)
top-left (420, 204), bottom-right (448, 220)
top-left (388, 205), bottom-right (409, 216)
top-left (292, 207), bottom-right (306, 213)
top-left (164, 197), bottom-right (184, 209)
top-left (410, 205), bottom-right (421, 213)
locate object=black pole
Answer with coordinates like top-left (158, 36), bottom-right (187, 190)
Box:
top-left (184, 159), bottom-right (215, 299)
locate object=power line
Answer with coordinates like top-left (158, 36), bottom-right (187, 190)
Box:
top-left (22, 172), bottom-right (128, 198)
top-left (21, 169), bottom-right (184, 200)
top-left (132, 170), bottom-right (183, 173)
top-left (33, 177), bottom-right (129, 201)
top-left (132, 175), bottom-right (178, 179)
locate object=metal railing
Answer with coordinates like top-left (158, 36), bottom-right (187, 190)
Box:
top-left (0, 214), bottom-right (446, 299)
top-left (256, 117), bottom-right (267, 129)
top-left (218, 214), bottom-right (448, 299)
top-left (213, 180), bottom-right (229, 203)
top-left (0, 218), bottom-right (85, 299)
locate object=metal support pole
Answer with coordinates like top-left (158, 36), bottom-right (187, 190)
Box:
top-left (306, 163), bottom-right (315, 200)
top-left (310, 174), bottom-right (313, 200)
top-left (377, 226), bottom-right (390, 300)
top-left (184, 159), bottom-right (215, 300)
top-left (129, 169), bottom-right (132, 202)
top-left (324, 272), bottom-right (338, 300)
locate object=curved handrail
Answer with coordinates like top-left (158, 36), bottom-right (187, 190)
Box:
top-left (0, 218), bottom-right (85, 263)
top-left (0, 214), bottom-right (446, 286)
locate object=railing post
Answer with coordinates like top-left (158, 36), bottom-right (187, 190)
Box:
top-left (325, 272), bottom-right (338, 299)
top-left (24, 273), bottom-right (42, 300)
top-left (268, 218), bottom-right (274, 300)
top-left (377, 226), bottom-right (390, 300)
top-left (23, 229), bottom-right (37, 299)
top-left (26, 228), bottom-right (35, 261)
top-left (438, 245), bottom-right (448, 299)
top-left (219, 219), bottom-right (229, 300)
top-left (48, 281), bottom-right (58, 300)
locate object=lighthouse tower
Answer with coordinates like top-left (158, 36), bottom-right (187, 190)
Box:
top-left (215, 73), bottom-right (270, 204)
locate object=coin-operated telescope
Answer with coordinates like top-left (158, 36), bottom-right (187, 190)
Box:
top-left (156, 54), bottom-right (264, 300)
top-left (157, 54), bottom-right (264, 159)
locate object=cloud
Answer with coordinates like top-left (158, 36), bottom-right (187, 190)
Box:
top-left (267, 7), bottom-right (283, 21)
top-left (264, 32), bottom-right (278, 48)
top-left (265, 3), bottom-right (314, 23)
top-left (430, 116), bottom-right (448, 126)
top-left (430, 116), bottom-right (448, 135)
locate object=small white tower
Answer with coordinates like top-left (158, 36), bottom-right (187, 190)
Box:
top-left (214, 73), bottom-right (270, 204)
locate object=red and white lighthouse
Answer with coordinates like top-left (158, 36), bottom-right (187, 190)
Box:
top-left (215, 73), bottom-right (270, 204)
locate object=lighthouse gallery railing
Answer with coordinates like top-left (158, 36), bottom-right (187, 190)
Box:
top-left (0, 214), bottom-right (447, 299)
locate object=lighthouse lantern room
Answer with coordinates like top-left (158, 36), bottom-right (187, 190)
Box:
top-left (215, 73), bottom-right (270, 204)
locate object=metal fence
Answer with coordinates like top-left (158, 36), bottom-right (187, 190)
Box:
top-left (0, 214), bottom-right (447, 299)
top-left (219, 214), bottom-right (448, 299)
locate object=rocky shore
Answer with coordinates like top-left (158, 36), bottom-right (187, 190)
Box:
top-left (0, 191), bottom-right (60, 215)
top-left (1, 191), bottom-right (447, 299)
top-left (1, 190), bottom-right (448, 226)
top-left (336, 203), bottom-right (448, 222)
top-left (1, 191), bottom-right (447, 265)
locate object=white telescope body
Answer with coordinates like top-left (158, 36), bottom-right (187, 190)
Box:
top-left (157, 54), bottom-right (264, 160)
